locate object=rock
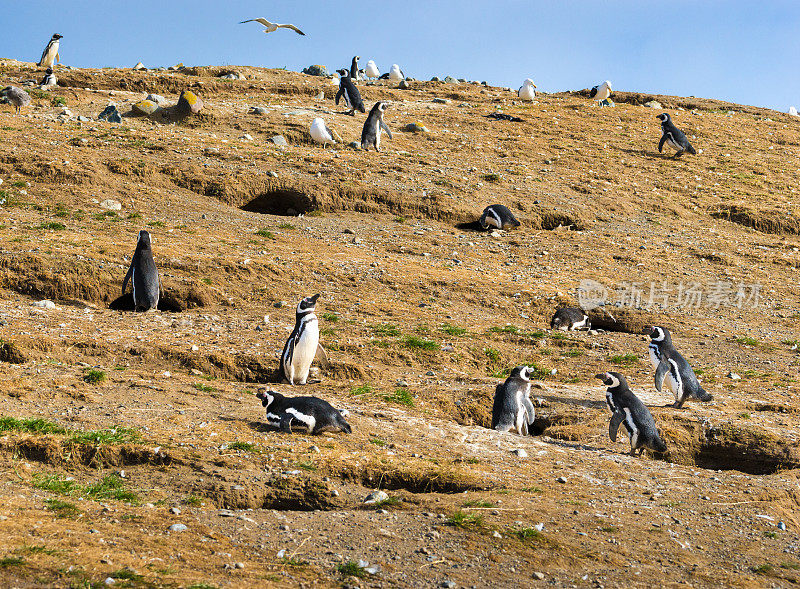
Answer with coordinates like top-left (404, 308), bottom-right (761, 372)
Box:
top-left (440, 581), bottom-right (456, 589)
top-left (271, 135), bottom-right (288, 147)
top-left (177, 90), bottom-right (203, 114)
top-left (133, 62), bottom-right (146, 70)
top-left (348, 141), bottom-right (361, 150)
top-left (492, 531), bottom-right (502, 539)
top-left (778, 521), bottom-right (787, 531)
top-left (234, 562), bottom-right (245, 569)
top-left (550, 368), bottom-right (558, 375)
top-left (302, 65), bottom-right (328, 77)
top-left (431, 76), bottom-right (441, 82)
top-left (396, 379), bottom-right (408, 387)
top-left (240, 134), bottom-right (253, 141)
top-left (98, 104), bottom-right (121, 123)
top-left (728, 372), bottom-right (741, 380)
top-left (100, 199), bottom-right (122, 211)
top-left (511, 448), bottom-right (528, 458)
top-left (168, 523), bottom-right (188, 532)
top-left (644, 100), bottom-right (662, 109)
top-left (314, 92), bottom-right (324, 100)
top-left (404, 122), bottom-right (429, 133)
top-left (58, 108), bottom-right (74, 118)
top-left (131, 100), bottom-right (159, 115)
top-left (533, 572), bottom-right (545, 580)
top-left (398, 80), bottom-right (410, 90)
top-left (444, 76), bottom-right (458, 84)
top-left (104, 578), bottom-right (116, 586)
top-left (77, 116), bottom-right (90, 122)
top-left (168, 63), bottom-right (184, 71)
top-left (432, 98), bottom-right (450, 104)
top-left (146, 94), bottom-right (168, 106)
top-left (363, 490), bottom-right (389, 504)
top-left (343, 228), bottom-right (355, 234)
top-left (170, 507), bottom-right (181, 515)
top-left (249, 106), bottom-right (268, 115)
top-left (557, 476), bottom-right (567, 484)
top-left (33, 300), bottom-right (56, 309)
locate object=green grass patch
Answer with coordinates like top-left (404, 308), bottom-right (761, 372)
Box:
top-left (255, 228), bottom-right (274, 239)
top-left (126, 212), bottom-right (142, 220)
top-left (441, 323), bottom-right (467, 336)
top-left (489, 325), bottom-right (519, 334)
top-left (33, 474), bottom-right (79, 495)
top-left (337, 561), bottom-right (366, 578)
top-left (227, 441), bottom-right (257, 453)
top-left (278, 223), bottom-right (295, 230)
top-left (751, 564), bottom-right (773, 574)
top-left (10, 180), bottom-right (27, 188)
top-left (447, 510), bottom-right (484, 529)
top-left (363, 496), bottom-right (403, 510)
top-left (609, 353), bottom-right (639, 365)
top-left (373, 324), bottom-right (400, 337)
top-left (482, 173), bottom-right (501, 182)
top-left (14, 545), bottom-right (58, 556)
top-left (462, 499), bottom-right (493, 508)
top-left (93, 211), bottom-right (118, 221)
top-left (83, 369), bottom-right (106, 384)
top-left (565, 348), bottom-right (584, 357)
top-left (402, 336), bottom-right (437, 351)
top-left (321, 312), bottom-right (339, 322)
top-left (148, 220), bottom-right (165, 228)
top-left (484, 348), bottom-right (501, 363)
top-left (382, 388), bottom-right (414, 407)
top-left (45, 498), bottom-right (81, 519)
top-left (393, 216), bottom-right (406, 223)
top-left (183, 495), bottom-right (202, 506)
top-left (764, 531), bottom-right (777, 538)
top-left (192, 383), bottom-right (216, 393)
top-left (350, 383), bottom-right (374, 396)
top-left (70, 426), bottom-right (140, 445)
top-left (110, 569), bottom-right (142, 581)
top-left (84, 475), bottom-right (138, 503)
top-left (37, 222), bottom-right (66, 231)
top-left (521, 486), bottom-right (543, 493)
top-left (297, 460), bottom-right (316, 471)
top-left (0, 417), bottom-right (66, 435)
top-left (0, 556), bottom-right (24, 568)
top-left (735, 336), bottom-right (760, 346)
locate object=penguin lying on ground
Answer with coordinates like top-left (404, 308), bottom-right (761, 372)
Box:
top-left (281, 294), bottom-right (330, 385)
top-left (479, 204), bottom-right (520, 230)
top-left (122, 230), bottom-right (160, 312)
top-left (492, 366), bottom-right (536, 436)
top-left (597, 371), bottom-right (667, 456)
top-left (550, 307), bottom-right (590, 331)
top-left (485, 112), bottom-right (523, 122)
top-left (644, 326), bottom-right (712, 408)
top-left (657, 113), bottom-right (696, 158)
top-left (256, 390), bottom-right (351, 434)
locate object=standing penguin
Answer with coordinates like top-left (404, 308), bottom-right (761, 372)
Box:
top-left (479, 204), bottom-right (520, 230)
top-left (644, 326), bottom-right (712, 408)
top-left (281, 294), bottom-right (329, 385)
top-left (38, 34), bottom-right (63, 69)
top-left (597, 372), bottom-right (667, 456)
top-left (656, 113), bottom-right (696, 158)
top-left (518, 78), bottom-right (537, 101)
top-left (349, 56), bottom-right (360, 79)
top-left (492, 366), bottom-right (536, 436)
top-left (121, 230), bottom-right (160, 312)
top-left (335, 69), bottom-right (365, 115)
top-left (360, 101), bottom-right (392, 151)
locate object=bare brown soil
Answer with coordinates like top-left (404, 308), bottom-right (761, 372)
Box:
top-left (0, 60), bottom-right (799, 588)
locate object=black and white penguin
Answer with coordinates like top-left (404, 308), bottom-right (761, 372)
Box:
top-left (121, 230), bottom-right (160, 312)
top-left (644, 326), bottom-right (712, 408)
top-left (550, 307), bottom-right (590, 331)
top-left (491, 366), bottom-right (536, 436)
top-left (349, 56), bottom-right (360, 80)
top-left (657, 113), bottom-right (696, 158)
top-left (479, 204), bottom-right (520, 230)
top-left (360, 101), bottom-right (392, 151)
top-left (335, 69), bottom-right (365, 115)
top-left (255, 390), bottom-right (351, 434)
top-left (41, 68), bottom-right (57, 87)
top-left (38, 33), bottom-right (62, 69)
top-left (281, 294), bottom-right (329, 385)
top-left (597, 371), bottom-right (667, 456)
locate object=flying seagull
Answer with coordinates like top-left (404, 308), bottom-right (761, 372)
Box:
top-left (239, 18), bottom-right (305, 36)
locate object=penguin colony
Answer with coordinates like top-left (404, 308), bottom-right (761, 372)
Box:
top-left (3, 39), bottom-right (723, 455)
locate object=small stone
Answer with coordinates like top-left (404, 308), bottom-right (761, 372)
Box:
top-left (310, 445), bottom-right (320, 453)
top-left (331, 489), bottom-right (340, 497)
top-left (249, 106), bottom-right (268, 115)
top-left (274, 301), bottom-right (286, 308)
top-left (279, 524), bottom-right (290, 531)
top-left (190, 369), bottom-right (203, 376)
top-left (98, 104), bottom-right (122, 123)
top-left (170, 507), bottom-right (181, 515)
top-left (550, 368), bottom-right (558, 375)
top-left (444, 76), bottom-right (458, 84)
top-left (778, 521), bottom-right (787, 531)
top-left (399, 80), bottom-right (410, 90)
top-left (440, 581), bottom-right (456, 589)
top-left (728, 372), bottom-right (741, 380)
top-left (77, 116), bottom-right (90, 122)
top-left (234, 562), bottom-right (245, 569)
top-left (133, 62), bottom-right (146, 70)
top-left (557, 476), bottom-right (567, 484)
top-left (396, 379), bottom-right (408, 387)
top-left (33, 300), bottom-right (56, 309)
top-left (343, 228), bottom-right (355, 234)
top-left (162, 371), bottom-right (170, 378)
top-left (240, 134), bottom-right (253, 141)
top-left (492, 531), bottom-right (502, 539)
top-left (146, 94), bottom-right (168, 105)
top-left (348, 141), bottom-right (361, 150)
top-left (314, 92), bottom-right (324, 100)
top-left (644, 100), bottom-right (663, 109)
top-left (271, 135), bottom-right (288, 147)
top-left (432, 98), bottom-right (450, 104)
top-left (100, 199), bottom-right (122, 211)
top-left (425, 370), bottom-right (435, 376)
top-left (301, 65), bottom-right (328, 77)
top-left (177, 90), bottom-right (203, 114)
top-left (404, 122), bottom-right (429, 133)
top-left (533, 572), bottom-right (545, 580)
top-left (190, 345), bottom-right (199, 352)
top-left (131, 100), bottom-right (159, 115)
top-left (104, 578), bottom-right (116, 586)
top-left (363, 490), bottom-right (389, 504)
top-left (511, 448), bottom-right (528, 458)
top-left (168, 523), bottom-right (188, 532)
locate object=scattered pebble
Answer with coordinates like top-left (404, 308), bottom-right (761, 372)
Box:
top-left (168, 523), bottom-right (188, 532)
top-left (363, 490), bottom-right (389, 504)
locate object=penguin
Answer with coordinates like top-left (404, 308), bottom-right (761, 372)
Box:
top-left (656, 113), bottom-right (696, 158)
top-left (281, 294), bottom-right (329, 385)
top-left (365, 60), bottom-right (380, 79)
top-left (518, 78), bottom-right (537, 101)
top-left (121, 230), bottom-right (160, 312)
top-left (334, 69), bottom-right (365, 115)
top-left (388, 64), bottom-right (404, 81)
top-left (550, 307), bottom-right (590, 331)
top-left (38, 34), bottom-right (63, 69)
top-left (41, 68), bottom-right (57, 87)
top-left (1, 87), bottom-right (31, 115)
top-left (485, 112), bottom-right (523, 122)
top-left (644, 326), bottom-right (712, 408)
top-left (357, 68), bottom-right (366, 81)
top-left (597, 372), bottom-right (667, 456)
top-left (589, 80), bottom-right (612, 106)
top-left (479, 204), bottom-right (520, 230)
top-left (255, 390), bottom-right (351, 434)
top-left (360, 101), bottom-right (392, 152)
top-left (349, 56), bottom-right (360, 80)
top-left (310, 117), bottom-right (341, 147)
top-left (491, 366), bottom-right (536, 436)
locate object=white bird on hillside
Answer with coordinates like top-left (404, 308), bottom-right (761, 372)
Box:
top-left (239, 18), bottom-right (305, 36)
top-left (310, 117), bottom-right (341, 147)
top-left (789, 106), bottom-right (798, 117)
top-left (518, 78), bottom-right (537, 101)
top-left (589, 80), bottom-right (613, 106)
top-left (389, 64), bottom-right (404, 81)
top-left (365, 60), bottom-right (380, 79)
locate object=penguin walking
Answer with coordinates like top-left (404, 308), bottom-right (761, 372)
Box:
top-left (550, 307), bottom-right (590, 331)
top-left (38, 34), bottom-right (63, 69)
top-left (41, 68), bottom-right (57, 88)
top-left (597, 372), bottom-right (667, 456)
top-left (256, 390), bottom-right (351, 434)
top-left (121, 230), bottom-right (160, 312)
top-left (334, 69), bottom-right (365, 115)
top-left (360, 101), bottom-right (392, 151)
top-left (644, 326), bottom-right (712, 408)
top-left (656, 113), bottom-right (696, 158)
top-left (492, 366), bottom-right (536, 436)
top-left (310, 117), bottom-right (341, 147)
top-left (518, 78), bottom-right (537, 101)
top-left (589, 80), bottom-right (612, 106)
top-left (1, 87), bottom-right (31, 115)
top-left (479, 204), bottom-right (520, 230)
top-left (365, 60), bottom-right (380, 79)
top-left (349, 56), bottom-right (360, 80)
top-left (281, 294), bottom-right (329, 385)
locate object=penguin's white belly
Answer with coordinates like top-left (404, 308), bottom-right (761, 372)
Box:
top-left (665, 372), bottom-right (679, 394)
top-left (666, 135), bottom-right (682, 150)
top-left (648, 347), bottom-right (660, 370)
top-left (291, 325), bottom-right (319, 380)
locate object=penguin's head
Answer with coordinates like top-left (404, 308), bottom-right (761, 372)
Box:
top-left (657, 113), bottom-right (670, 123)
top-left (137, 230), bottom-right (152, 248)
top-left (643, 325), bottom-right (669, 343)
top-left (297, 293), bottom-right (320, 315)
top-left (256, 389), bottom-right (279, 408)
top-left (46, 68), bottom-right (53, 75)
top-left (354, 56), bottom-right (360, 61)
top-left (510, 365), bottom-right (533, 381)
top-left (335, 69), bottom-right (348, 77)
top-left (52, 34), bottom-right (63, 40)
top-left (376, 101), bottom-right (389, 113)
top-left (596, 371), bottom-right (625, 389)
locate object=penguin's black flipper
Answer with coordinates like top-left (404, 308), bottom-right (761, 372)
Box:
top-left (654, 360), bottom-right (669, 391)
top-left (380, 120), bottom-right (392, 139)
top-left (121, 260), bottom-right (134, 295)
top-left (609, 411), bottom-right (624, 442)
top-left (657, 134), bottom-right (667, 153)
top-left (687, 143), bottom-right (697, 155)
top-left (335, 87), bottom-right (343, 106)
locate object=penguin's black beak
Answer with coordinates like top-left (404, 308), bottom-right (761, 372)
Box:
top-left (642, 326), bottom-right (654, 335)
top-left (309, 293), bottom-right (320, 303)
top-left (54, 34), bottom-right (63, 39)
top-left (595, 373), bottom-right (608, 381)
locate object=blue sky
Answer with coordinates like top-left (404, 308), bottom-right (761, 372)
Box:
top-left (2, 1), bottom-right (798, 111)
